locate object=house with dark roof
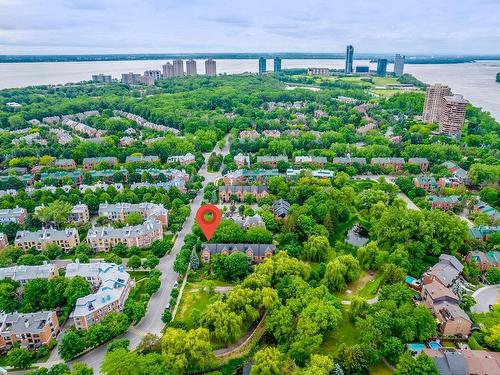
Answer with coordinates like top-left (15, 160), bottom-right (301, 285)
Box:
top-left (272, 199), bottom-right (290, 219)
top-left (408, 157), bottom-right (429, 172)
top-left (201, 243), bottom-right (276, 264)
top-left (426, 254), bottom-right (463, 287)
top-left (256, 155), bottom-right (288, 167)
top-left (432, 301), bottom-right (472, 337)
top-left (219, 186), bottom-right (269, 203)
top-left (423, 348), bottom-right (469, 375)
top-left (414, 176), bottom-right (437, 192)
top-left (427, 195), bottom-right (461, 211)
top-left (371, 157), bottom-right (405, 171)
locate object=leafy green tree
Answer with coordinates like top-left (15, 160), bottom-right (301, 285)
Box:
top-left (35, 200), bottom-right (73, 228)
top-left (22, 278), bottom-right (49, 311)
top-left (7, 347), bottom-right (33, 369)
top-left (161, 327), bottom-right (215, 373)
top-left (143, 255), bottom-right (159, 269)
top-left (124, 212), bottom-right (143, 226)
top-left (335, 344), bottom-right (372, 375)
top-left (162, 309), bottom-right (172, 323)
top-left (396, 352), bottom-right (438, 375)
top-left (486, 268), bottom-right (500, 284)
top-left (127, 255), bottom-right (142, 269)
top-left (382, 337), bottom-right (405, 364)
top-left (71, 363), bottom-right (94, 375)
top-left (356, 241), bottom-right (381, 270)
top-left (47, 364), bottom-right (71, 375)
top-left (250, 347), bottom-right (282, 375)
top-left (302, 235), bottom-right (330, 262)
top-left (107, 338), bottom-right (130, 352)
top-left (246, 226), bottom-right (273, 244)
top-left (42, 243), bottom-right (63, 260)
top-left (58, 331), bottom-right (86, 361)
top-left (0, 281), bottom-right (20, 312)
top-left (64, 276), bottom-right (92, 307)
top-left (201, 301), bottom-right (242, 344)
top-left (296, 354), bottom-right (335, 375)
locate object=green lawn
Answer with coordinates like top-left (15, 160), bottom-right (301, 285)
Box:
top-left (357, 273), bottom-right (382, 299)
top-left (334, 272), bottom-right (380, 301)
top-left (175, 282), bottom-right (220, 323)
top-left (320, 308), bottom-right (360, 356)
top-left (371, 360), bottom-right (395, 375)
top-left (128, 270), bottom-right (150, 281)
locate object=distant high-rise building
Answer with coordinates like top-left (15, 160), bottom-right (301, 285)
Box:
top-left (394, 54), bottom-right (405, 77)
top-left (423, 84), bottom-right (452, 123)
top-left (162, 62), bottom-right (174, 78)
top-left (376, 59), bottom-right (388, 76)
top-left (121, 72), bottom-right (142, 85)
top-left (186, 59), bottom-right (197, 76)
top-left (91, 74), bottom-right (112, 83)
top-left (205, 59), bottom-right (217, 76)
top-left (439, 94), bottom-right (468, 137)
top-left (273, 57), bottom-right (282, 73)
top-left (345, 45), bottom-right (354, 74)
top-left (144, 70), bottom-right (162, 80)
top-left (258, 57), bottom-right (266, 75)
top-left (173, 59), bottom-right (184, 77)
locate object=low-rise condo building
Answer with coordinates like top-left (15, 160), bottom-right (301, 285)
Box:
top-left (14, 228), bottom-right (79, 252)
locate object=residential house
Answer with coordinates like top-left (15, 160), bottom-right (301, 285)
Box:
top-left (432, 301), bottom-right (472, 337)
top-left (232, 214), bottom-right (266, 229)
top-left (98, 202), bottom-right (168, 227)
top-left (413, 176), bottom-right (437, 192)
top-left (119, 136), bottom-right (134, 147)
top-left (0, 264), bottom-right (57, 285)
top-left (427, 195), bottom-right (461, 211)
top-left (294, 156), bottom-right (327, 167)
top-left (219, 186), bottom-right (269, 203)
top-left (167, 153), bottom-right (195, 165)
top-left (356, 123), bottom-right (377, 135)
top-left (70, 204), bottom-right (90, 223)
top-left (0, 311), bottom-right (60, 352)
top-left (442, 162), bottom-right (470, 185)
top-left (0, 207), bottom-right (27, 224)
top-left (421, 279), bottom-right (460, 309)
top-left (86, 220), bottom-right (163, 252)
top-left (468, 226), bottom-right (500, 241)
top-left (54, 159), bottom-right (76, 169)
top-left (262, 130), bottom-right (281, 138)
top-left (66, 262), bottom-right (133, 330)
top-left (125, 155), bottom-right (159, 164)
top-left (239, 130), bottom-right (260, 141)
top-left (233, 153), bottom-right (250, 168)
top-left (272, 199), bottom-right (290, 219)
top-left (222, 169), bottom-right (279, 185)
top-left (256, 155), bottom-right (288, 167)
top-left (332, 156), bottom-right (367, 165)
top-left (466, 250), bottom-right (500, 271)
top-left (425, 254), bottom-right (464, 287)
top-left (371, 157), bottom-right (405, 171)
top-left (201, 243), bottom-right (276, 264)
top-left (314, 109), bottom-right (328, 119)
top-left (474, 200), bottom-right (500, 222)
top-left (408, 157), bottom-right (429, 172)
top-left (15, 228), bottom-right (80, 252)
top-left (437, 177), bottom-right (464, 189)
top-left (423, 348), bottom-right (500, 375)
top-left (82, 157), bottom-right (118, 170)
top-left (40, 170), bottom-right (83, 184)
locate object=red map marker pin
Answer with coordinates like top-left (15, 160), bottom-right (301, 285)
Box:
top-left (196, 204), bottom-right (222, 241)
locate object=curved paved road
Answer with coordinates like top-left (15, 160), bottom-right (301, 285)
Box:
top-left (67, 135), bottom-right (231, 373)
top-left (471, 284), bottom-right (500, 313)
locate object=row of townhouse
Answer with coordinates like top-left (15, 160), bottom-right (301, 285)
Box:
top-left (222, 168), bottom-right (335, 186)
top-left (166, 153), bottom-right (196, 165)
top-left (466, 248), bottom-right (500, 271)
top-left (98, 202), bottom-right (168, 227)
top-left (218, 185), bottom-right (269, 203)
top-left (413, 176), bottom-right (465, 193)
top-left (34, 203), bottom-right (90, 223)
top-left (49, 129), bottom-right (73, 145)
top-left (442, 161), bottom-right (471, 185)
top-left (0, 206), bottom-right (28, 224)
top-left (13, 219), bottom-right (163, 252)
top-left (0, 311), bottom-right (60, 353)
top-left (240, 155), bottom-right (430, 172)
top-left (82, 157), bottom-right (118, 170)
top-left (0, 262), bottom-right (133, 335)
top-left (420, 254), bottom-right (472, 337)
top-left (86, 220), bottom-right (163, 252)
top-left (66, 262), bottom-right (133, 329)
top-left (62, 118), bottom-right (104, 138)
top-left (474, 200), bottom-right (500, 222)
top-left (427, 195), bottom-right (461, 211)
top-left (200, 243), bottom-right (276, 264)
top-left (112, 110), bottom-right (180, 135)
top-left (33, 155), bottom-right (160, 173)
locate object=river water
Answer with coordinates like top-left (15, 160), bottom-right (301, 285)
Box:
top-left (0, 58), bottom-right (498, 120)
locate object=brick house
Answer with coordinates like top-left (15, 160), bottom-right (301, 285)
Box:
top-left (413, 176), bottom-right (437, 192)
top-left (218, 185), bottom-right (269, 203)
top-left (201, 243), bottom-right (276, 264)
top-left (256, 155), bottom-right (288, 167)
top-left (82, 157), bottom-right (118, 170)
top-left (408, 157), bottom-right (429, 172)
top-left (427, 195), bottom-right (460, 211)
top-left (371, 157), bottom-right (405, 171)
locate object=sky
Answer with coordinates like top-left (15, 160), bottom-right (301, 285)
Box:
top-left (0, 0), bottom-right (499, 55)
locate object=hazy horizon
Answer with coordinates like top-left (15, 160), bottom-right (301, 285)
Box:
top-left (1, 0), bottom-right (499, 55)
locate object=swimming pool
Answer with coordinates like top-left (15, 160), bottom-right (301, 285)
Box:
top-left (407, 343), bottom-right (425, 352)
top-left (405, 276), bottom-right (416, 284)
top-left (428, 341), bottom-right (442, 350)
